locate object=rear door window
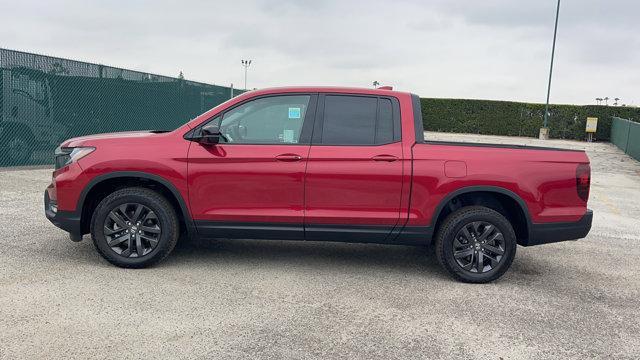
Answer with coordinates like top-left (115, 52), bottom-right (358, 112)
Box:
top-left (376, 98), bottom-right (394, 144)
top-left (320, 95), bottom-right (397, 145)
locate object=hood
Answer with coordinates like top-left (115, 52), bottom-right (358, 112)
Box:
top-left (61, 130), bottom-right (169, 147)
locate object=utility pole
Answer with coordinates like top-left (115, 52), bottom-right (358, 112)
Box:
top-left (541, 0), bottom-right (561, 140)
top-left (241, 59), bottom-right (252, 90)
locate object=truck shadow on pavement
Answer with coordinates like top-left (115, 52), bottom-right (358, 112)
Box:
top-left (52, 235), bottom-right (547, 282)
top-left (161, 238), bottom-right (449, 278)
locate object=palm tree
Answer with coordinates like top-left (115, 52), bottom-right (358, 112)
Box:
top-left (604, 97), bottom-right (609, 106)
top-left (614, 97), bottom-right (620, 106)
top-left (372, 81), bottom-right (380, 88)
top-left (595, 98), bottom-right (602, 105)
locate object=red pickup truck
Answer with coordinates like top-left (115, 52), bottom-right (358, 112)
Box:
top-left (45, 87), bottom-right (592, 282)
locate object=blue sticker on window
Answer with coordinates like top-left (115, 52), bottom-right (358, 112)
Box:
top-left (288, 107), bottom-right (301, 119)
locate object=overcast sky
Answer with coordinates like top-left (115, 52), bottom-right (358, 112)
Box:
top-left (1, 0), bottom-right (637, 105)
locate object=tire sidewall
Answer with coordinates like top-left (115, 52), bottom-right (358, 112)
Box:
top-left (439, 208), bottom-right (517, 282)
top-left (91, 190), bottom-right (178, 267)
top-left (4, 134), bottom-right (33, 165)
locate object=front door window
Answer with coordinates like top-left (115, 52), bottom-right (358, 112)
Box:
top-left (218, 95), bottom-right (311, 144)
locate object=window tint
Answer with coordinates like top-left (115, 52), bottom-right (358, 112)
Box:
top-left (321, 95), bottom-right (396, 145)
top-left (376, 98), bottom-right (394, 144)
top-left (218, 95), bottom-right (310, 144)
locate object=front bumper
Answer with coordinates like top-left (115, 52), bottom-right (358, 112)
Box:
top-left (44, 190), bottom-right (83, 242)
top-left (524, 209), bottom-right (593, 246)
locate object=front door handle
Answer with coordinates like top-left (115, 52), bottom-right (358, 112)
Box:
top-left (275, 153), bottom-right (303, 162)
top-left (371, 154), bottom-right (399, 162)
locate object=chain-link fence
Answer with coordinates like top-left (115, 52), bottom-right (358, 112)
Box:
top-left (0, 48), bottom-right (241, 167)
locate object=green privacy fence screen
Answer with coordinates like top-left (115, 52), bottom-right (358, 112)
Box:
top-left (611, 117), bottom-right (640, 162)
top-left (0, 48), bottom-right (242, 167)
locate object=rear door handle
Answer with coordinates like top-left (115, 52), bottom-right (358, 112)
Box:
top-left (371, 154), bottom-right (399, 162)
top-left (275, 153), bottom-right (303, 162)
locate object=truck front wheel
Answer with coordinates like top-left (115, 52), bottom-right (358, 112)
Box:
top-left (435, 206), bottom-right (517, 283)
top-left (90, 187), bottom-right (179, 268)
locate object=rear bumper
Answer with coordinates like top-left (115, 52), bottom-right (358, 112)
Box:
top-left (524, 209), bottom-right (593, 246)
top-left (44, 190), bottom-right (83, 241)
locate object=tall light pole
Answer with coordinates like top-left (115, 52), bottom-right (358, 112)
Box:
top-left (542, 0), bottom-right (561, 136)
top-left (241, 59), bottom-right (252, 90)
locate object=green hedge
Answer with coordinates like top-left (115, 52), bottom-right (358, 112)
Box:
top-left (420, 98), bottom-right (640, 141)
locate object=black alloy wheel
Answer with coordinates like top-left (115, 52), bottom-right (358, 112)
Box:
top-left (104, 203), bottom-right (162, 258)
top-left (435, 206), bottom-right (517, 283)
top-left (90, 187), bottom-right (179, 268)
top-left (452, 221), bottom-right (505, 273)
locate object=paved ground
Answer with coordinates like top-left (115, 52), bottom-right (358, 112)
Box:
top-left (1, 133), bottom-right (639, 359)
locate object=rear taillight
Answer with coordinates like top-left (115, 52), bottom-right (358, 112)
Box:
top-left (576, 163), bottom-right (591, 202)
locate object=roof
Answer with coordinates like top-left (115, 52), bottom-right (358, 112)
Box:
top-left (241, 86), bottom-right (411, 97)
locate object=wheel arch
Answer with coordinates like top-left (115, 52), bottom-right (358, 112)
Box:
top-left (430, 186), bottom-right (532, 245)
top-left (77, 171), bottom-right (195, 238)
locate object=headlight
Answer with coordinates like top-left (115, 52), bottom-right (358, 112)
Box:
top-left (54, 146), bottom-right (95, 170)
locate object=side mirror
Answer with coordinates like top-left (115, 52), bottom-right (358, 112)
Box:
top-left (199, 123), bottom-right (223, 145)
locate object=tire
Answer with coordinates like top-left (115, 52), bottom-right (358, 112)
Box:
top-left (90, 187), bottom-right (179, 268)
top-left (435, 206), bottom-right (517, 283)
top-left (1, 132), bottom-right (33, 166)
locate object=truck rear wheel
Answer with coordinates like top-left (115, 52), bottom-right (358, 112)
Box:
top-left (90, 187), bottom-right (179, 268)
top-left (435, 206), bottom-right (516, 283)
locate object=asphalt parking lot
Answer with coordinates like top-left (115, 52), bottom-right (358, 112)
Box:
top-left (1, 133), bottom-right (639, 359)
